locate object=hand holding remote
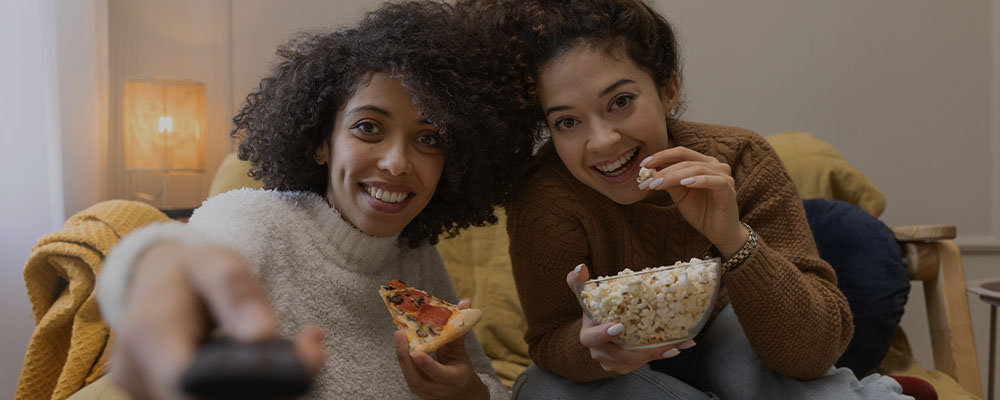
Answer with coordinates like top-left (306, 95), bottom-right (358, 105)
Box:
top-left (181, 337), bottom-right (312, 400)
top-left (109, 243), bottom-right (325, 399)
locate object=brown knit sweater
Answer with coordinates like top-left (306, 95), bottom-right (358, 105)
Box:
top-left (506, 119), bottom-right (853, 382)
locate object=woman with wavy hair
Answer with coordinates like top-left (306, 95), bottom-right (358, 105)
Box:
top-left (96, 2), bottom-right (536, 399)
top-left (459, 0), bottom-right (910, 398)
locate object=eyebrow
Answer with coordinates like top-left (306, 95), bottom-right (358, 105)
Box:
top-left (600, 79), bottom-right (635, 97)
top-left (346, 105), bottom-right (434, 126)
top-left (346, 105), bottom-right (391, 117)
top-left (544, 78), bottom-right (636, 117)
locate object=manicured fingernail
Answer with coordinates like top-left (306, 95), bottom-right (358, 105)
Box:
top-left (662, 348), bottom-right (681, 358)
top-left (606, 323), bottom-right (625, 336)
top-left (679, 339), bottom-right (696, 350)
top-left (639, 156), bottom-right (653, 168)
top-left (680, 177), bottom-right (695, 186)
top-left (638, 179), bottom-right (651, 190)
top-left (648, 177), bottom-right (665, 189)
top-left (572, 264), bottom-right (583, 276)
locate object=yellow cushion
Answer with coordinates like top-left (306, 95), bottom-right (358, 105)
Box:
top-left (66, 376), bottom-right (129, 400)
top-left (208, 153), bottom-right (263, 198)
top-left (437, 209), bottom-right (528, 388)
top-left (766, 131), bottom-right (886, 217)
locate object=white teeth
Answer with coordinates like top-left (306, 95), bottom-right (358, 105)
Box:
top-left (365, 185), bottom-right (410, 203)
top-left (595, 148), bottom-right (638, 174)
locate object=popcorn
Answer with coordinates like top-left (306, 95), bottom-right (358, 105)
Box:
top-left (637, 167), bottom-right (654, 184)
top-left (576, 258), bottom-right (720, 348)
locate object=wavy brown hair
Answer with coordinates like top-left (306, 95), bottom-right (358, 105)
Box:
top-left (233, 1), bottom-right (539, 247)
top-left (456, 0), bottom-right (684, 121)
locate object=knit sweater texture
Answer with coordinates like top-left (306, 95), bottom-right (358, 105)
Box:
top-left (506, 119), bottom-right (854, 382)
top-left (98, 189), bottom-right (508, 399)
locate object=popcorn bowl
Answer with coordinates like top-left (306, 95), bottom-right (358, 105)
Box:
top-left (572, 258), bottom-right (722, 349)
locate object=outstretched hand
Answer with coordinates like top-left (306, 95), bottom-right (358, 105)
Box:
top-left (110, 242), bottom-right (326, 400)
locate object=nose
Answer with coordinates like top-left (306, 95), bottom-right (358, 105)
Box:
top-left (585, 119), bottom-right (621, 154)
top-left (377, 137), bottom-right (412, 176)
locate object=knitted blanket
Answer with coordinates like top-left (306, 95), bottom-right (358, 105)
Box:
top-left (16, 201), bottom-right (167, 400)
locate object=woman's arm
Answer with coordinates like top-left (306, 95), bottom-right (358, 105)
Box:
top-left (724, 136), bottom-right (854, 380)
top-left (506, 181), bottom-right (615, 382)
top-left (97, 191), bottom-right (326, 398)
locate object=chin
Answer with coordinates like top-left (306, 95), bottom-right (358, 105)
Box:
top-left (603, 188), bottom-right (645, 205)
top-left (357, 219), bottom-right (407, 237)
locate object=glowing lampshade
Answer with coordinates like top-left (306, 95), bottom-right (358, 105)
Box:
top-left (122, 78), bottom-right (206, 171)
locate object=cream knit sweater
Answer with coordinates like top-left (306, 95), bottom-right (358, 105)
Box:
top-left (98, 189), bottom-right (509, 399)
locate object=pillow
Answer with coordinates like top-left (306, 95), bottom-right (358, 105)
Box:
top-left (437, 208), bottom-right (530, 388)
top-left (208, 153), bottom-right (263, 197)
top-left (801, 198), bottom-right (909, 376)
top-left (767, 131), bottom-right (886, 217)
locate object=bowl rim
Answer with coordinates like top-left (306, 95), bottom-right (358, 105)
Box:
top-left (571, 257), bottom-right (721, 290)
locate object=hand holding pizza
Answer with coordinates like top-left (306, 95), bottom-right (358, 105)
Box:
top-left (392, 300), bottom-right (488, 400)
top-left (381, 281), bottom-right (488, 399)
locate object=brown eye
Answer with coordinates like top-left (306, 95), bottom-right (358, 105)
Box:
top-left (417, 133), bottom-right (441, 147)
top-left (351, 120), bottom-right (380, 135)
top-left (610, 94), bottom-right (634, 110)
top-left (554, 118), bottom-right (578, 131)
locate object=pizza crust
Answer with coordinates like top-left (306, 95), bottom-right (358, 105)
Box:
top-left (411, 308), bottom-right (482, 353)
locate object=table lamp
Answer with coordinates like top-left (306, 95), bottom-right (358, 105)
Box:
top-left (122, 78), bottom-right (206, 215)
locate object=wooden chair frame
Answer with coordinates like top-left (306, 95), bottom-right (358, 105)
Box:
top-left (893, 224), bottom-right (983, 397)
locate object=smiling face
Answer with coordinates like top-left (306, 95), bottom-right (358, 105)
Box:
top-left (537, 42), bottom-right (679, 205)
top-left (315, 73), bottom-right (444, 237)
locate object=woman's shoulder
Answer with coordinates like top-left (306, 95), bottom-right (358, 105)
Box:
top-left (511, 142), bottom-right (588, 214)
top-left (190, 189), bottom-right (325, 229)
top-left (670, 119), bottom-right (777, 167)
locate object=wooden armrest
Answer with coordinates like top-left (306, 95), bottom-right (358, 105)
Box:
top-left (891, 224), bottom-right (956, 241)
top-left (900, 238), bottom-right (982, 397)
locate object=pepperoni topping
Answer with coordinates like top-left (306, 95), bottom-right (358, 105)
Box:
top-left (416, 304), bottom-right (453, 328)
top-left (399, 297), bottom-right (420, 311)
top-left (387, 280), bottom-right (407, 289)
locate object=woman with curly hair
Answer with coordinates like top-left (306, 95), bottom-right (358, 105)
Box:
top-left (458, 0), bottom-right (909, 398)
top-left (96, 2), bottom-right (535, 399)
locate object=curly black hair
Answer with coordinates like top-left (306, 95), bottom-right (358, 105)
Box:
top-left (456, 0), bottom-right (684, 121)
top-left (233, 1), bottom-right (539, 248)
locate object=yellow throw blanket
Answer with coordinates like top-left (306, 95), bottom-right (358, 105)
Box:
top-left (16, 201), bottom-right (168, 400)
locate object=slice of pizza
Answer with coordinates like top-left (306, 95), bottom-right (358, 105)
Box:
top-left (379, 279), bottom-right (482, 353)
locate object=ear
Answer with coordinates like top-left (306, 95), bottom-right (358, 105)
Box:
top-left (314, 140), bottom-right (329, 165)
top-left (659, 72), bottom-right (681, 116)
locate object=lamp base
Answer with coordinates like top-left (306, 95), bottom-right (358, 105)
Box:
top-left (160, 208), bottom-right (195, 220)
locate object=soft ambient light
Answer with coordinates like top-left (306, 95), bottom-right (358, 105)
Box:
top-left (123, 78), bottom-right (206, 171)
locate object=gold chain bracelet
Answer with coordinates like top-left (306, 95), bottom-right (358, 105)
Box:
top-left (720, 222), bottom-right (757, 272)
